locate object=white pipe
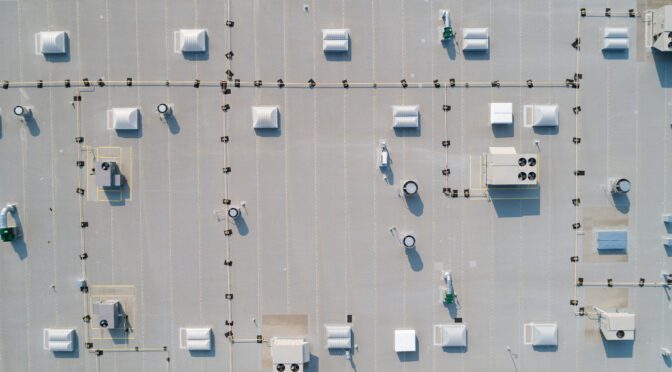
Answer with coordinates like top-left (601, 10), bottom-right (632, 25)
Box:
top-left (442, 10), bottom-right (451, 28)
top-left (444, 271), bottom-right (454, 295)
top-left (581, 281), bottom-right (669, 287)
top-left (0, 204), bottom-right (16, 229)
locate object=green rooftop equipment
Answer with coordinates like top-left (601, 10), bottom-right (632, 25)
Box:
top-left (443, 271), bottom-right (455, 304)
top-left (0, 204), bottom-right (18, 242)
top-left (441, 10), bottom-right (454, 40)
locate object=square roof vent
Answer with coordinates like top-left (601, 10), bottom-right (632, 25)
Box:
top-left (43, 328), bottom-right (75, 352)
top-left (523, 104), bottom-right (559, 127)
top-left (35, 31), bottom-right (67, 55)
top-left (524, 323), bottom-right (558, 346)
top-left (603, 27), bottom-right (629, 50)
top-left (322, 29), bottom-right (350, 52)
top-left (252, 106), bottom-right (279, 129)
top-left (433, 324), bottom-right (467, 347)
top-left (325, 324), bottom-right (352, 349)
top-left (663, 235), bottom-right (672, 246)
top-left (462, 28), bottom-right (489, 51)
top-left (107, 107), bottom-right (140, 130)
top-left (663, 213), bottom-right (672, 224)
top-left (392, 105), bottom-right (419, 129)
top-left (179, 328), bottom-right (212, 351)
top-left (174, 29), bottom-right (207, 53)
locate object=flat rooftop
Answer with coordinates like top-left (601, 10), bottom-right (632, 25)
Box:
top-left (1, 0), bottom-right (672, 371)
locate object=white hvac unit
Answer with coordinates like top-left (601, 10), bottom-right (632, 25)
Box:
top-left (433, 324), bottom-right (467, 347)
top-left (174, 29), bottom-right (208, 53)
top-left (523, 104), bottom-right (559, 128)
top-left (523, 323), bottom-right (558, 346)
top-left (394, 329), bottom-right (416, 352)
top-left (324, 324), bottom-right (352, 349)
top-left (179, 328), bottom-right (213, 351)
top-left (107, 107), bottom-right (139, 130)
top-left (43, 328), bottom-right (76, 352)
top-left (252, 106), bottom-right (280, 129)
top-left (490, 102), bottom-right (513, 125)
top-left (322, 29), bottom-right (350, 52)
top-left (595, 308), bottom-right (635, 341)
top-left (392, 105), bottom-right (419, 129)
top-left (462, 28), bottom-right (489, 51)
top-left (648, 6), bottom-right (672, 51)
top-left (35, 31), bottom-right (68, 55)
top-left (271, 338), bottom-right (310, 372)
top-left (485, 147), bottom-right (539, 186)
top-left (602, 27), bottom-right (629, 50)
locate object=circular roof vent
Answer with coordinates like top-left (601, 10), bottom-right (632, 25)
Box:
top-left (402, 180), bottom-right (418, 196)
top-left (157, 103), bottom-right (170, 114)
top-left (613, 178), bottom-right (631, 194)
top-left (616, 330), bottom-right (625, 339)
top-left (228, 207), bottom-right (240, 219)
top-left (100, 320), bottom-right (109, 328)
top-left (13, 105), bottom-right (25, 116)
top-left (101, 162), bottom-right (110, 171)
top-left (402, 234), bottom-right (416, 248)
